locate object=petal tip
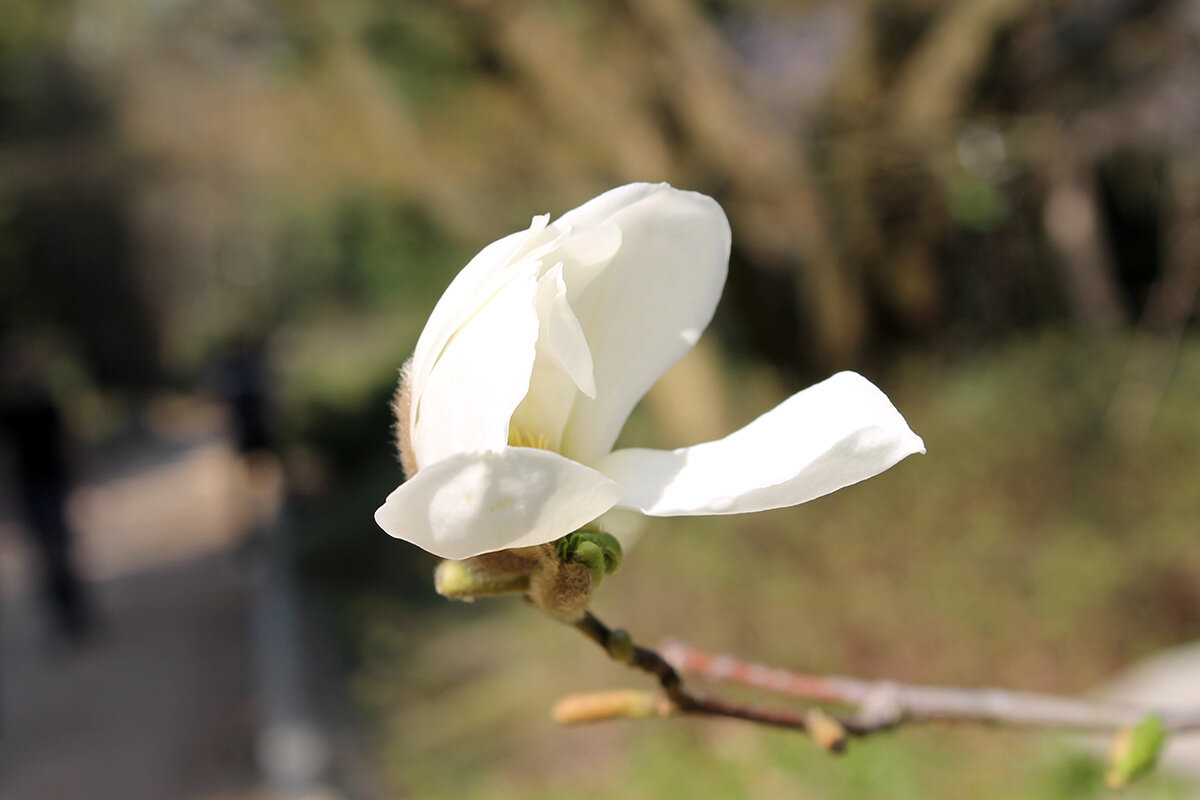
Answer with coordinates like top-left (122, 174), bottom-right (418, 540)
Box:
top-left (373, 492), bottom-right (412, 543)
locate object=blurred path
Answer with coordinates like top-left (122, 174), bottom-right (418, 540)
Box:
top-left (0, 430), bottom-right (264, 800)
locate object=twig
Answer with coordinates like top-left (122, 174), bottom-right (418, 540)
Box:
top-left (569, 612), bottom-right (854, 749)
top-left (562, 613), bottom-right (1200, 753)
top-left (659, 639), bottom-right (1200, 735)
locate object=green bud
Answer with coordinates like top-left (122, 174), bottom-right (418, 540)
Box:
top-left (434, 559), bottom-right (530, 600)
top-left (554, 529), bottom-right (623, 584)
top-left (1106, 714), bottom-right (1167, 788)
top-left (572, 541), bottom-right (607, 583)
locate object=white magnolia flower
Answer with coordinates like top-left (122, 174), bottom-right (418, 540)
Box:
top-left (375, 183), bottom-right (924, 561)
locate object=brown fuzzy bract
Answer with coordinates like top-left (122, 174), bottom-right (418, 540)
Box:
top-left (465, 546), bottom-right (545, 578)
top-left (393, 358), bottom-right (418, 479)
top-left (528, 558), bottom-right (595, 622)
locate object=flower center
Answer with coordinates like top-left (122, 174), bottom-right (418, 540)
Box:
top-left (508, 426), bottom-right (551, 451)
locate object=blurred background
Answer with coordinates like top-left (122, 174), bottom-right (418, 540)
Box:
top-left (1, 0), bottom-right (1199, 798)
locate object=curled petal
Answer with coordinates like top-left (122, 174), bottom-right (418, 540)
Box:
top-left (539, 263), bottom-right (595, 398)
top-left (406, 214), bottom-right (550, 440)
top-left (411, 262), bottom-right (540, 466)
top-left (509, 263), bottom-right (596, 452)
top-left (558, 184), bottom-right (731, 464)
top-left (375, 448), bottom-right (621, 560)
top-left (597, 372), bottom-right (925, 516)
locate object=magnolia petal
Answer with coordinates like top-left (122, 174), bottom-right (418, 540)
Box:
top-left (508, 264), bottom-right (595, 451)
top-left (411, 262), bottom-right (540, 466)
top-left (540, 263), bottom-right (596, 398)
top-left (559, 184), bottom-right (731, 464)
top-left (407, 214), bottom-right (550, 437)
top-left (551, 183), bottom-right (673, 232)
top-left (374, 447), bottom-right (621, 560)
top-left (556, 222), bottom-right (623, 269)
top-left (545, 222), bottom-right (623, 310)
top-left (597, 372), bottom-right (925, 516)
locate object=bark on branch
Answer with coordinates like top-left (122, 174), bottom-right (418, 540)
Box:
top-left (560, 613), bottom-right (1200, 751)
top-left (659, 639), bottom-right (1200, 734)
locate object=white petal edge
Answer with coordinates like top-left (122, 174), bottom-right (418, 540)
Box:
top-left (539, 263), bottom-right (596, 398)
top-left (559, 184), bottom-right (731, 464)
top-left (550, 183), bottom-right (673, 232)
top-left (375, 447), bottom-right (621, 560)
top-left (508, 263), bottom-right (596, 452)
top-left (597, 372), bottom-right (925, 516)
top-left (407, 214), bottom-right (550, 438)
top-left (411, 261), bottom-right (540, 467)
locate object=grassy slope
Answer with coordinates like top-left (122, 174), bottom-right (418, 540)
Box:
top-left (347, 332), bottom-right (1200, 799)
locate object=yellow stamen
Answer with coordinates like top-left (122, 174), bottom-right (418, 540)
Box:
top-left (508, 426), bottom-right (550, 450)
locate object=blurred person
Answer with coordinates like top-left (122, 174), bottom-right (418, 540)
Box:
top-left (215, 340), bottom-right (274, 459)
top-left (0, 344), bottom-right (94, 646)
top-left (213, 339), bottom-right (285, 537)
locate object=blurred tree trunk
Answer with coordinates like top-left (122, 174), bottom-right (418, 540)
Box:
top-left (889, 0), bottom-right (1033, 144)
top-left (1107, 152), bottom-right (1200, 442)
top-left (621, 0), bottom-right (867, 369)
top-left (1043, 154), bottom-right (1127, 331)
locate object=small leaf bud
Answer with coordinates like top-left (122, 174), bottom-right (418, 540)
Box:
top-left (1106, 714), bottom-right (1167, 788)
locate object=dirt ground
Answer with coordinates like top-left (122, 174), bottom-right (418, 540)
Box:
top-left (0, 433), bottom-right (265, 800)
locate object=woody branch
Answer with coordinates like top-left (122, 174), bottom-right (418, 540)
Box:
top-left (556, 612), bottom-right (1200, 750)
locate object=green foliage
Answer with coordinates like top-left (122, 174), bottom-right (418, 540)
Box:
top-left (357, 1), bottom-right (479, 111)
top-left (0, 0), bottom-right (47, 61)
top-left (948, 173), bottom-right (1009, 232)
top-left (275, 191), bottom-right (464, 318)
